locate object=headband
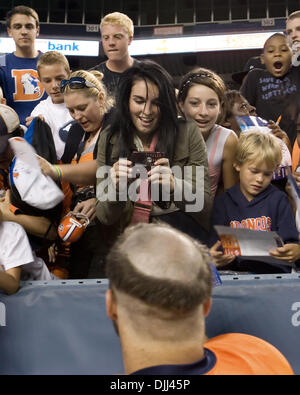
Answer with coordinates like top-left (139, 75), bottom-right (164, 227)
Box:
top-left (179, 73), bottom-right (218, 98)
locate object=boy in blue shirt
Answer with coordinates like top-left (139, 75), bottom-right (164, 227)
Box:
top-left (210, 131), bottom-right (300, 273)
top-left (0, 6), bottom-right (47, 125)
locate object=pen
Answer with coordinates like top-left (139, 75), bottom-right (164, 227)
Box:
top-left (276, 115), bottom-right (282, 125)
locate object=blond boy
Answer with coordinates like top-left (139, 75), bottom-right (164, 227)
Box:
top-left (210, 131), bottom-right (300, 273)
top-left (286, 11), bottom-right (300, 50)
top-left (90, 12), bottom-right (137, 97)
top-left (26, 51), bottom-right (73, 160)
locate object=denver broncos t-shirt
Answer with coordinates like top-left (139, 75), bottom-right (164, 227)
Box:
top-left (0, 52), bottom-right (47, 125)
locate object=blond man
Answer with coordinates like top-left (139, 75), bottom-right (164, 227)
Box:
top-left (286, 11), bottom-right (300, 48)
top-left (90, 12), bottom-right (137, 98)
top-left (286, 10), bottom-right (300, 67)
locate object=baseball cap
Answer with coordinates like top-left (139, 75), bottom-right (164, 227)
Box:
top-left (232, 56), bottom-right (265, 85)
top-left (0, 104), bottom-right (20, 155)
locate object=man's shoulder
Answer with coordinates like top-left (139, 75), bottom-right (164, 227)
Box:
top-left (2, 52), bottom-right (40, 69)
top-left (0, 54), bottom-right (7, 67)
top-left (89, 61), bottom-right (107, 73)
top-left (205, 333), bottom-right (294, 375)
top-left (30, 97), bottom-right (51, 115)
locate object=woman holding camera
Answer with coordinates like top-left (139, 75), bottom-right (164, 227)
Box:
top-left (40, 61), bottom-right (212, 272)
top-left (96, 60), bottom-right (212, 242)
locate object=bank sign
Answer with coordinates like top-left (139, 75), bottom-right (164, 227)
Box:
top-left (0, 38), bottom-right (99, 56)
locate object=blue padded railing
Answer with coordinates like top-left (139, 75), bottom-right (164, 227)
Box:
top-left (0, 273), bottom-right (299, 375)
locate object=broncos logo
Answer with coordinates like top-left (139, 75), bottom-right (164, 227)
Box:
top-left (21, 73), bottom-right (41, 96)
top-left (12, 69), bottom-right (45, 102)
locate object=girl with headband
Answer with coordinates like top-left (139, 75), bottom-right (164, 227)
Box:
top-left (178, 68), bottom-right (239, 198)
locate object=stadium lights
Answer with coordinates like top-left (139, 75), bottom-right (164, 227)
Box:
top-left (129, 31), bottom-right (281, 55)
top-left (0, 30), bottom-right (280, 57)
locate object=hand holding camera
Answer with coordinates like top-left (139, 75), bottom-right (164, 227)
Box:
top-left (130, 151), bottom-right (165, 172)
top-left (147, 157), bottom-right (175, 194)
top-left (111, 152), bottom-right (174, 195)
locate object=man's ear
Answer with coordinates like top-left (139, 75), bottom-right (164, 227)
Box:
top-left (106, 289), bottom-right (118, 321)
top-left (36, 25), bottom-right (40, 38)
top-left (128, 35), bottom-right (133, 46)
top-left (203, 298), bottom-right (212, 318)
top-left (260, 53), bottom-right (265, 65)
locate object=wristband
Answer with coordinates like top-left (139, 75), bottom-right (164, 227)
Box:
top-left (53, 165), bottom-right (63, 181)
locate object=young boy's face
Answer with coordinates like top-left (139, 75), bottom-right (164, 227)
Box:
top-left (38, 63), bottom-right (70, 104)
top-left (261, 35), bottom-right (292, 78)
top-left (234, 159), bottom-right (275, 201)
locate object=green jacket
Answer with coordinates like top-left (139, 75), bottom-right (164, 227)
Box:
top-left (96, 118), bottom-right (212, 233)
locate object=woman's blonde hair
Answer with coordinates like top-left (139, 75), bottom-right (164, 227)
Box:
top-left (100, 12), bottom-right (134, 37)
top-left (63, 69), bottom-right (114, 113)
top-left (235, 131), bottom-right (282, 169)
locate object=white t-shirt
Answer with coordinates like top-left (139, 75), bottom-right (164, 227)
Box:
top-left (30, 96), bottom-right (73, 160)
top-left (0, 221), bottom-right (52, 281)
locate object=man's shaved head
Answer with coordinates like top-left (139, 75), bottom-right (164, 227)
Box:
top-left (106, 223), bottom-right (213, 315)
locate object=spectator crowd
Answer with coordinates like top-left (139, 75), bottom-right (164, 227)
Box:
top-left (1, 5), bottom-right (300, 375)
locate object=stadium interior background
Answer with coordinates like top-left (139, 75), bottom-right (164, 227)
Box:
top-left (0, 0), bottom-right (299, 88)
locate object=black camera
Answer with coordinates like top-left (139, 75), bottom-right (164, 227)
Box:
top-left (130, 151), bottom-right (165, 171)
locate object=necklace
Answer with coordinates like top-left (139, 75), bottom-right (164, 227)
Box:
top-left (86, 119), bottom-right (104, 144)
top-left (86, 130), bottom-right (100, 145)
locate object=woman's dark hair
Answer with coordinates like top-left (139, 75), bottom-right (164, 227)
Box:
top-left (106, 60), bottom-right (179, 165)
